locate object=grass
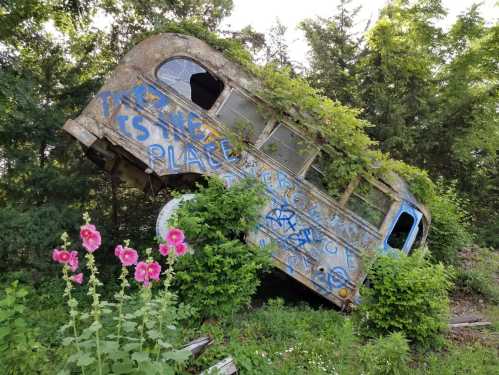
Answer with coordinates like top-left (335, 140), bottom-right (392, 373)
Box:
top-left (183, 298), bottom-right (499, 375)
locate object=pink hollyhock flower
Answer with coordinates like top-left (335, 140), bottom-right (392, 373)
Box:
top-left (175, 242), bottom-right (188, 256)
top-left (52, 249), bottom-right (61, 262)
top-left (114, 245), bottom-right (124, 257)
top-left (134, 261), bottom-right (161, 286)
top-left (70, 273), bottom-right (84, 284)
top-left (166, 228), bottom-right (185, 246)
top-left (119, 247), bottom-right (138, 267)
top-left (147, 262), bottom-right (161, 281)
top-left (53, 250), bottom-right (71, 264)
top-left (80, 224), bottom-right (101, 252)
top-left (158, 243), bottom-right (170, 256)
top-left (68, 251), bottom-right (79, 272)
top-left (134, 262), bottom-right (148, 284)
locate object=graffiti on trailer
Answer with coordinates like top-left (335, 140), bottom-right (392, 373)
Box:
top-left (96, 81), bottom-right (373, 301)
top-left (98, 83), bottom-right (239, 173)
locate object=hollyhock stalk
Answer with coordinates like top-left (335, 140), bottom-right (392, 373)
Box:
top-left (115, 241), bottom-right (131, 345)
top-left (138, 248), bottom-right (154, 352)
top-left (155, 250), bottom-right (177, 360)
top-left (60, 233), bottom-right (86, 375)
top-left (86, 252), bottom-right (103, 375)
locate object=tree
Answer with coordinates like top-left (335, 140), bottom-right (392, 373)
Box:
top-left (300, 0), bottom-right (364, 106)
top-left (0, 0), bottom-right (235, 275)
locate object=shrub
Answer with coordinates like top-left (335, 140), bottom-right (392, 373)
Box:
top-left (0, 281), bottom-right (51, 374)
top-left (171, 177), bottom-right (271, 320)
top-left (359, 332), bottom-right (410, 375)
top-left (455, 246), bottom-right (499, 303)
top-left (358, 249), bottom-right (453, 348)
top-left (427, 180), bottom-right (472, 264)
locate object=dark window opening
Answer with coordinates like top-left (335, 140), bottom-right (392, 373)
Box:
top-left (261, 124), bottom-right (316, 173)
top-left (387, 212), bottom-right (415, 250)
top-left (157, 58), bottom-right (224, 110)
top-left (216, 91), bottom-right (267, 143)
top-left (347, 179), bottom-right (392, 227)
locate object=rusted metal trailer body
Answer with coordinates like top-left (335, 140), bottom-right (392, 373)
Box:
top-left (64, 33), bottom-right (430, 308)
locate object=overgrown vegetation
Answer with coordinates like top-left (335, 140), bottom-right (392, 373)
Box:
top-left (357, 249), bottom-right (453, 349)
top-left (171, 178), bottom-right (271, 320)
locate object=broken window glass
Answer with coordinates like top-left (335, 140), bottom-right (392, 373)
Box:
top-left (261, 124), bottom-right (316, 174)
top-left (304, 152), bottom-right (352, 199)
top-left (347, 179), bottom-right (392, 227)
top-left (387, 212), bottom-right (415, 249)
top-left (157, 58), bottom-right (224, 110)
top-left (216, 90), bottom-right (268, 143)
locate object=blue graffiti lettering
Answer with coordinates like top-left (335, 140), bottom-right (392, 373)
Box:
top-left (203, 142), bottom-right (221, 169)
top-left (168, 111), bottom-right (185, 141)
top-left (220, 139), bottom-right (238, 162)
top-left (154, 112), bottom-right (169, 139)
top-left (116, 115), bottom-right (132, 138)
top-left (148, 144), bottom-right (165, 170)
top-left (184, 143), bottom-right (206, 171)
top-left (167, 145), bottom-right (181, 171)
top-left (266, 204), bottom-right (297, 232)
top-left (188, 112), bottom-right (205, 141)
top-left (132, 115), bottom-right (150, 141)
top-left (327, 267), bottom-right (349, 289)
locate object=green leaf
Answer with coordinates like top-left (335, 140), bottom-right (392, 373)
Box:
top-left (112, 361), bottom-right (136, 374)
top-left (147, 329), bottom-right (160, 340)
top-left (131, 351), bottom-right (149, 363)
top-left (77, 352), bottom-right (95, 367)
top-left (123, 342), bottom-right (141, 351)
top-left (61, 337), bottom-right (74, 346)
top-left (161, 349), bottom-right (190, 362)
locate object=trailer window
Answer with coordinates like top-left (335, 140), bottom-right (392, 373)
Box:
top-left (347, 179), bottom-right (392, 227)
top-left (304, 152), bottom-right (351, 199)
top-left (387, 212), bottom-right (415, 249)
top-left (157, 58), bottom-right (224, 110)
top-left (261, 124), bottom-right (316, 174)
top-left (216, 90), bottom-right (267, 143)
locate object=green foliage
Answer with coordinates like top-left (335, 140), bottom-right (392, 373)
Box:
top-left (427, 181), bottom-right (473, 264)
top-left (358, 249), bottom-right (453, 348)
top-left (302, 0), bottom-right (498, 246)
top-left (0, 281), bottom-right (52, 374)
top-left (455, 246), bottom-right (499, 303)
top-left (421, 344), bottom-right (499, 375)
top-left (188, 299), bottom-right (358, 374)
top-left (359, 332), bottom-right (410, 375)
top-left (172, 177), bottom-right (271, 319)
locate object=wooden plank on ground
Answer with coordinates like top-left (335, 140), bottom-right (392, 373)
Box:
top-left (182, 336), bottom-right (213, 358)
top-left (200, 356), bottom-right (237, 375)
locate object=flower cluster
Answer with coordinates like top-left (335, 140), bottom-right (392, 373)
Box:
top-left (113, 227), bottom-right (188, 287)
top-left (52, 223), bottom-right (188, 288)
top-left (80, 224), bottom-right (101, 252)
top-left (159, 228), bottom-right (188, 257)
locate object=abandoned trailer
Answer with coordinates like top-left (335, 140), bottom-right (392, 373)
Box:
top-left (64, 33), bottom-right (430, 309)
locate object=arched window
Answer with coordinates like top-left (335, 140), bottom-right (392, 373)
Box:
top-left (157, 58), bottom-right (224, 110)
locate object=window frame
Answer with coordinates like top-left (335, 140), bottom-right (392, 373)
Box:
top-left (258, 121), bottom-right (320, 176)
top-left (342, 177), bottom-right (396, 229)
top-left (383, 201), bottom-right (423, 253)
top-left (155, 56), bottom-right (226, 112)
top-left (214, 87), bottom-right (274, 145)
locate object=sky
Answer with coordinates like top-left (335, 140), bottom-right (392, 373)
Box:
top-left (221, 0), bottom-right (499, 67)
